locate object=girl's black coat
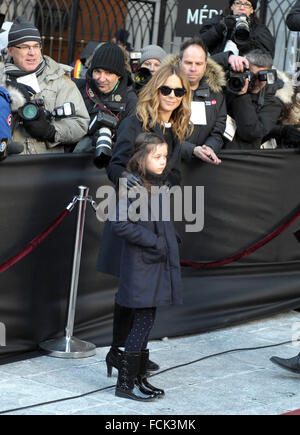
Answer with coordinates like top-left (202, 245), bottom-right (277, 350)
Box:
top-left (97, 115), bottom-right (182, 277)
top-left (110, 189), bottom-right (182, 308)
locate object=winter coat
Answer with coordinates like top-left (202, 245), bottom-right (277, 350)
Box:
top-left (180, 58), bottom-right (227, 159)
top-left (199, 14), bottom-right (275, 58)
top-left (74, 68), bottom-right (137, 123)
top-left (111, 185), bottom-right (182, 308)
top-left (223, 70), bottom-right (294, 149)
top-left (9, 55), bottom-right (90, 154)
top-left (0, 86), bottom-right (12, 139)
top-left (107, 114), bottom-right (182, 187)
top-left (97, 115), bottom-right (182, 277)
top-left (286, 0), bottom-right (300, 31)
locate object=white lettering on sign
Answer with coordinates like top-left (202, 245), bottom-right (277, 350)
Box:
top-left (186, 7), bottom-right (222, 25)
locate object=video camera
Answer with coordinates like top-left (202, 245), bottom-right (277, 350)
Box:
top-left (226, 68), bottom-right (277, 94)
top-left (18, 99), bottom-right (75, 122)
top-left (88, 111), bottom-right (118, 169)
top-left (232, 14), bottom-right (250, 43)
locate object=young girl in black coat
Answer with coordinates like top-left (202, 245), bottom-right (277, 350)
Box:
top-left (109, 131), bottom-right (182, 402)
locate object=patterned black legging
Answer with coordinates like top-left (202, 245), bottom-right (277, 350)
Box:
top-left (125, 307), bottom-right (156, 352)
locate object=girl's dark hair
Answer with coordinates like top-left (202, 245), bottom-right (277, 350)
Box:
top-left (127, 132), bottom-right (167, 189)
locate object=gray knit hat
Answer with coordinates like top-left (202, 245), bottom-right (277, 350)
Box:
top-left (8, 17), bottom-right (41, 47)
top-left (140, 44), bottom-right (167, 65)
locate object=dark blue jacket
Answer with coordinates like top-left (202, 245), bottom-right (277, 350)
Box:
top-left (110, 187), bottom-right (182, 308)
top-left (97, 114), bottom-right (182, 277)
top-left (0, 87), bottom-right (12, 140)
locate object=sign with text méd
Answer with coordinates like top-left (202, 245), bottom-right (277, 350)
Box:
top-left (175, 0), bottom-right (227, 37)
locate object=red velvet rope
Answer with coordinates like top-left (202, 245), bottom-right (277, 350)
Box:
top-left (0, 209), bottom-right (70, 275)
top-left (180, 208), bottom-right (300, 269)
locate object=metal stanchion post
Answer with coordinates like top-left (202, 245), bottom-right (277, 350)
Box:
top-left (39, 186), bottom-right (96, 358)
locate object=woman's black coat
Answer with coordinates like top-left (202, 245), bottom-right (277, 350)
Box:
top-left (97, 114), bottom-right (182, 277)
top-left (110, 189), bottom-right (182, 308)
top-left (199, 14), bottom-right (275, 58)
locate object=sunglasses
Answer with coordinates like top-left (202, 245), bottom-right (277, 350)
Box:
top-left (159, 85), bottom-right (187, 98)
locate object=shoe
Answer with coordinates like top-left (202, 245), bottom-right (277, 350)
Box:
top-left (106, 346), bottom-right (122, 377)
top-left (270, 354), bottom-right (300, 374)
top-left (106, 346), bottom-right (159, 377)
top-left (136, 349), bottom-right (165, 398)
top-left (115, 351), bottom-right (157, 402)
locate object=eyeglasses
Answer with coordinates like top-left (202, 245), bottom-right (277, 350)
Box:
top-left (159, 85), bottom-right (186, 98)
top-left (233, 1), bottom-right (253, 9)
top-left (14, 44), bottom-right (41, 53)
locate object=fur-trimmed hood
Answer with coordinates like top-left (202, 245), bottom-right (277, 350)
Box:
top-left (274, 69), bottom-right (294, 107)
top-left (162, 54), bottom-right (226, 93)
top-left (204, 58), bottom-right (226, 93)
top-left (0, 61), bottom-right (26, 111)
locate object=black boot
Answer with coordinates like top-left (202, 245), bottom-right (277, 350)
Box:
top-left (106, 346), bottom-right (122, 377)
top-left (115, 351), bottom-right (157, 401)
top-left (136, 349), bottom-right (165, 398)
top-left (270, 354), bottom-right (300, 374)
top-left (106, 346), bottom-right (159, 377)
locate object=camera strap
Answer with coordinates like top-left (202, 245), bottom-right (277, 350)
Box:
top-left (85, 83), bottom-right (119, 122)
top-left (257, 87), bottom-right (266, 112)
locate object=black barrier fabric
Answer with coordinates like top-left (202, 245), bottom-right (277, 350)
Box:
top-left (0, 151), bottom-right (299, 362)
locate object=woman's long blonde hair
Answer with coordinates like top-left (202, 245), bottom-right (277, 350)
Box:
top-left (136, 63), bottom-right (192, 143)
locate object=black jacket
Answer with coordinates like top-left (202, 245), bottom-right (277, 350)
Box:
top-left (107, 114), bottom-right (182, 187)
top-left (199, 14), bottom-right (275, 58)
top-left (73, 68), bottom-right (137, 123)
top-left (224, 73), bottom-right (294, 149)
top-left (97, 114), bottom-right (183, 277)
top-left (180, 58), bottom-right (227, 159)
top-left (286, 0), bottom-right (300, 31)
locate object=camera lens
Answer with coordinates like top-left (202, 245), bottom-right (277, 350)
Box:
top-left (22, 103), bottom-right (39, 120)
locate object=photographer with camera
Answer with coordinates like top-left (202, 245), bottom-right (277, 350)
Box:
top-left (4, 17), bottom-right (90, 154)
top-left (199, 0), bottom-right (275, 58)
top-left (220, 49), bottom-right (294, 149)
top-left (73, 42), bottom-right (137, 166)
top-left (133, 44), bottom-right (167, 94)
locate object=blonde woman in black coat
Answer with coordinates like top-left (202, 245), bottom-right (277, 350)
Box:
top-left (97, 63), bottom-right (192, 388)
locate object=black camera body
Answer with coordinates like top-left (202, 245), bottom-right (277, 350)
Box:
top-left (134, 67), bottom-right (152, 91)
top-left (18, 99), bottom-right (75, 121)
top-left (88, 111), bottom-right (118, 169)
top-left (233, 14), bottom-right (250, 43)
top-left (226, 68), bottom-right (252, 94)
top-left (226, 67), bottom-right (277, 94)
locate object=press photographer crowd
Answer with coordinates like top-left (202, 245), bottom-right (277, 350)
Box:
top-left (1, 0), bottom-right (300, 402)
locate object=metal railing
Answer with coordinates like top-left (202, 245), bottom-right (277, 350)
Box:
top-left (0, 0), bottom-right (298, 70)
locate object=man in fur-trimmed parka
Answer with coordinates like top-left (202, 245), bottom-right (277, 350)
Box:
top-left (178, 37), bottom-right (227, 165)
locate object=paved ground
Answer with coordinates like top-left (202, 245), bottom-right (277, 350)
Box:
top-left (0, 310), bottom-right (300, 416)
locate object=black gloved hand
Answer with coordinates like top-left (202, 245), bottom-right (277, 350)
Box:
top-left (224, 15), bottom-right (237, 30)
top-left (281, 125), bottom-right (300, 147)
top-left (120, 170), bottom-right (142, 189)
top-left (215, 20), bottom-right (227, 36)
top-left (23, 109), bottom-right (56, 142)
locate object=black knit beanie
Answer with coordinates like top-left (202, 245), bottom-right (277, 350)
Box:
top-left (229, 0), bottom-right (257, 9)
top-left (8, 16), bottom-right (41, 47)
top-left (90, 42), bottom-right (126, 77)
